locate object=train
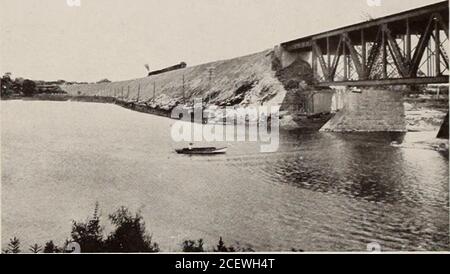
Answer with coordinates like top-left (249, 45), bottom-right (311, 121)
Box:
top-left (147, 62), bottom-right (187, 77)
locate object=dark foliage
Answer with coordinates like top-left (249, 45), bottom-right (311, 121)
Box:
top-left (182, 239), bottom-right (205, 252)
top-left (4, 206), bottom-right (261, 253)
top-left (22, 79), bottom-right (36, 97)
top-left (1, 73), bottom-right (14, 96)
top-left (29, 244), bottom-right (43, 253)
top-left (4, 237), bottom-right (21, 254)
top-left (43, 241), bottom-right (61, 253)
top-left (104, 207), bottom-right (159, 253)
top-left (70, 202), bottom-right (104, 252)
top-left (214, 237), bottom-right (236, 252)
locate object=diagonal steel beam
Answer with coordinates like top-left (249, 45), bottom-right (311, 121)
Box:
top-left (435, 18), bottom-right (442, 76)
top-left (312, 41), bottom-right (330, 80)
top-left (367, 27), bottom-right (382, 78)
top-left (410, 14), bottom-right (435, 76)
top-left (384, 25), bottom-right (409, 77)
top-left (433, 34), bottom-right (450, 68)
top-left (329, 36), bottom-right (343, 81)
top-left (342, 33), bottom-right (365, 79)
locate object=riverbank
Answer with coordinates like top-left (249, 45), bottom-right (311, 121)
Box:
top-left (61, 50), bottom-right (288, 108)
top-left (3, 92), bottom-right (448, 133)
top-left (404, 95), bottom-right (448, 132)
top-left (392, 131), bottom-right (449, 153)
top-left (1, 94), bottom-right (173, 118)
top-left (1, 94), bottom-right (313, 128)
top-left (401, 95), bottom-right (449, 152)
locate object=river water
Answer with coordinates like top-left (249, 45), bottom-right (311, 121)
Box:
top-left (1, 100), bottom-right (449, 251)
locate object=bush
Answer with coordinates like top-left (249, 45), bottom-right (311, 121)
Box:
top-left (1, 73), bottom-right (14, 96)
top-left (182, 239), bottom-right (204, 252)
top-left (29, 244), bottom-right (43, 253)
top-left (3, 237), bottom-right (21, 254)
top-left (104, 207), bottom-right (159, 253)
top-left (70, 202), bottom-right (104, 252)
top-left (2, 206), bottom-right (264, 253)
top-left (43, 241), bottom-right (61, 253)
top-left (22, 79), bottom-right (36, 97)
top-left (214, 237), bottom-right (236, 252)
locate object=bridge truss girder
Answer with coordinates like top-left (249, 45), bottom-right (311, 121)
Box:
top-left (283, 1), bottom-right (450, 87)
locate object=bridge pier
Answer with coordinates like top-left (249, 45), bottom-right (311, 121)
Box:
top-left (437, 112), bottom-right (449, 139)
top-left (320, 87), bottom-right (407, 132)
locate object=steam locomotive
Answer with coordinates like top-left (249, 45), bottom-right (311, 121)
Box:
top-left (147, 62), bottom-right (187, 77)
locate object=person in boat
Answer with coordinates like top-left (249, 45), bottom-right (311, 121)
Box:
top-left (188, 143), bottom-right (193, 150)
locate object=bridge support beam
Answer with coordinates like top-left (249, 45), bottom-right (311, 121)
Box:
top-left (320, 87), bottom-right (406, 132)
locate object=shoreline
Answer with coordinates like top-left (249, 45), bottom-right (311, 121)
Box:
top-left (1, 94), bottom-right (173, 119)
top-left (2, 94), bottom-right (448, 136)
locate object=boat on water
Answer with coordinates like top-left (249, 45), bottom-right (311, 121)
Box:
top-left (175, 147), bottom-right (227, 155)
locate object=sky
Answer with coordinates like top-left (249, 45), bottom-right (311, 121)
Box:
top-left (0, 0), bottom-right (443, 82)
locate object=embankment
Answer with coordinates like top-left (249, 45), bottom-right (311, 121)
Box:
top-left (60, 49), bottom-right (333, 129)
top-left (61, 50), bottom-right (289, 110)
top-left (24, 94), bottom-right (173, 117)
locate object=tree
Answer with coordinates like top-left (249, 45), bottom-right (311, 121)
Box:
top-left (214, 237), bottom-right (236, 252)
top-left (22, 79), bottom-right (36, 97)
top-left (1, 72), bottom-right (13, 96)
top-left (182, 239), bottom-right (204, 252)
top-left (29, 244), bottom-right (43, 253)
top-left (3, 72), bottom-right (12, 80)
top-left (104, 207), bottom-right (159, 253)
top-left (43, 241), bottom-right (60, 253)
top-left (70, 202), bottom-right (104, 253)
top-left (6, 237), bottom-right (21, 254)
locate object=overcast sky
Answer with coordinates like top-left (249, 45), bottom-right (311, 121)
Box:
top-left (0, 0), bottom-right (442, 82)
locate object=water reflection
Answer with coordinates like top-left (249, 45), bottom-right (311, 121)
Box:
top-left (265, 131), bottom-right (447, 206)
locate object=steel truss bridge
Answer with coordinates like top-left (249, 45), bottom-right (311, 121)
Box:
top-left (281, 1), bottom-right (449, 86)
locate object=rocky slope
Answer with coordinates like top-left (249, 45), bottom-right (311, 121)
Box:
top-left (62, 50), bottom-right (296, 111)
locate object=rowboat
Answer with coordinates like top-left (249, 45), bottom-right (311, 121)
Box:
top-left (175, 147), bottom-right (227, 155)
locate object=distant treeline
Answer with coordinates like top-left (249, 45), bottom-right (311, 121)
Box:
top-left (1, 72), bottom-right (67, 97)
top-left (0, 72), bottom-right (116, 98)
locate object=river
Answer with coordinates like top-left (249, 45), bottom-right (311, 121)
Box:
top-left (1, 100), bottom-right (449, 251)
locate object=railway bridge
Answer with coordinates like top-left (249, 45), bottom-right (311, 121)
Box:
top-left (280, 1), bottom-right (449, 87)
top-left (277, 1), bottom-right (449, 133)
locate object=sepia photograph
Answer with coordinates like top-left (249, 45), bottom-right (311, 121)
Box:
top-left (0, 0), bottom-right (449, 259)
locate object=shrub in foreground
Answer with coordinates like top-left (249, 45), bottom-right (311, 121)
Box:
top-left (3, 204), bottom-right (260, 253)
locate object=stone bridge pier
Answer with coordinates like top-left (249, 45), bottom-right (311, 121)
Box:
top-left (320, 87), bottom-right (407, 132)
top-left (273, 45), bottom-right (408, 133)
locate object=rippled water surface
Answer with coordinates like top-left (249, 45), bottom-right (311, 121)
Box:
top-left (1, 101), bottom-right (449, 251)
